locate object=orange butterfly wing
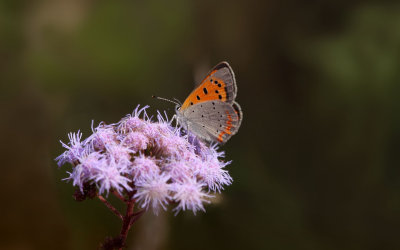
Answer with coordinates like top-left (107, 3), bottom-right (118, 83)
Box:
top-left (181, 62), bottom-right (237, 110)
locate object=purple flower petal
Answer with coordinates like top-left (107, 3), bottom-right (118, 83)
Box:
top-left (172, 178), bottom-right (213, 215)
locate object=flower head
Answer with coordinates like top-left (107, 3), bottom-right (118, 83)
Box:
top-left (56, 105), bottom-right (233, 215)
top-left (117, 105), bottom-right (150, 134)
top-left (91, 158), bottom-right (132, 196)
top-left (88, 125), bottom-right (118, 150)
top-left (123, 131), bottom-right (149, 153)
top-left (134, 173), bottom-right (172, 215)
top-left (131, 154), bottom-right (160, 181)
top-left (172, 178), bottom-right (212, 215)
top-left (164, 160), bottom-right (192, 182)
top-left (195, 147), bottom-right (233, 192)
top-left (56, 131), bottom-right (85, 166)
top-left (105, 143), bottom-right (132, 164)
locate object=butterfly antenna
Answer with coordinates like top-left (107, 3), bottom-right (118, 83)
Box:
top-left (173, 98), bottom-right (182, 105)
top-left (152, 95), bottom-right (180, 106)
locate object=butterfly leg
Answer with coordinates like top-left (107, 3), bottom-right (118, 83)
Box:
top-left (185, 124), bottom-right (191, 143)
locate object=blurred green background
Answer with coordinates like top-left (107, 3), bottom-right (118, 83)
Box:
top-left (1, 0), bottom-right (400, 249)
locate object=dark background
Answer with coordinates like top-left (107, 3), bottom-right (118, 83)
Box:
top-left (1, 1), bottom-right (400, 249)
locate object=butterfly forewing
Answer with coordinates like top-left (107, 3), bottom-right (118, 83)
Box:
top-left (182, 101), bottom-right (241, 143)
top-left (181, 62), bottom-right (237, 110)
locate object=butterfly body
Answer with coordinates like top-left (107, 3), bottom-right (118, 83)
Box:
top-left (176, 62), bottom-right (242, 144)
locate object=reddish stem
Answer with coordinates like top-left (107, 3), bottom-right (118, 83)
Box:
top-left (118, 199), bottom-right (135, 250)
top-left (98, 195), bottom-right (123, 220)
top-left (100, 188), bottom-right (143, 249)
top-left (130, 209), bottom-right (145, 226)
top-left (112, 190), bottom-right (127, 202)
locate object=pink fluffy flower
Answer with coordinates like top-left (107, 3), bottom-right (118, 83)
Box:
top-left (105, 144), bottom-right (132, 164)
top-left (131, 154), bottom-right (160, 181)
top-left (56, 105), bottom-right (233, 215)
top-left (163, 160), bottom-right (192, 182)
top-left (56, 131), bottom-right (85, 166)
top-left (91, 157), bottom-right (132, 196)
top-left (195, 147), bottom-right (233, 192)
top-left (88, 125), bottom-right (118, 150)
top-left (133, 173), bottom-right (172, 215)
top-left (172, 178), bottom-right (212, 215)
top-left (123, 131), bottom-right (149, 153)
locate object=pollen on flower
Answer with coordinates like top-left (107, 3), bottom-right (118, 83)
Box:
top-left (56, 104), bottom-right (233, 215)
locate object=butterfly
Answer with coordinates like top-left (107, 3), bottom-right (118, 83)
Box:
top-left (174, 61), bottom-right (242, 144)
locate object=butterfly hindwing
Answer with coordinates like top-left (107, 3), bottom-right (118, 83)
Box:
top-left (232, 101), bottom-right (243, 129)
top-left (181, 62), bottom-right (237, 110)
top-left (181, 101), bottom-right (241, 143)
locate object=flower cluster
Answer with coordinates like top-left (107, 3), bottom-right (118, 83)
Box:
top-left (56, 105), bottom-right (232, 215)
